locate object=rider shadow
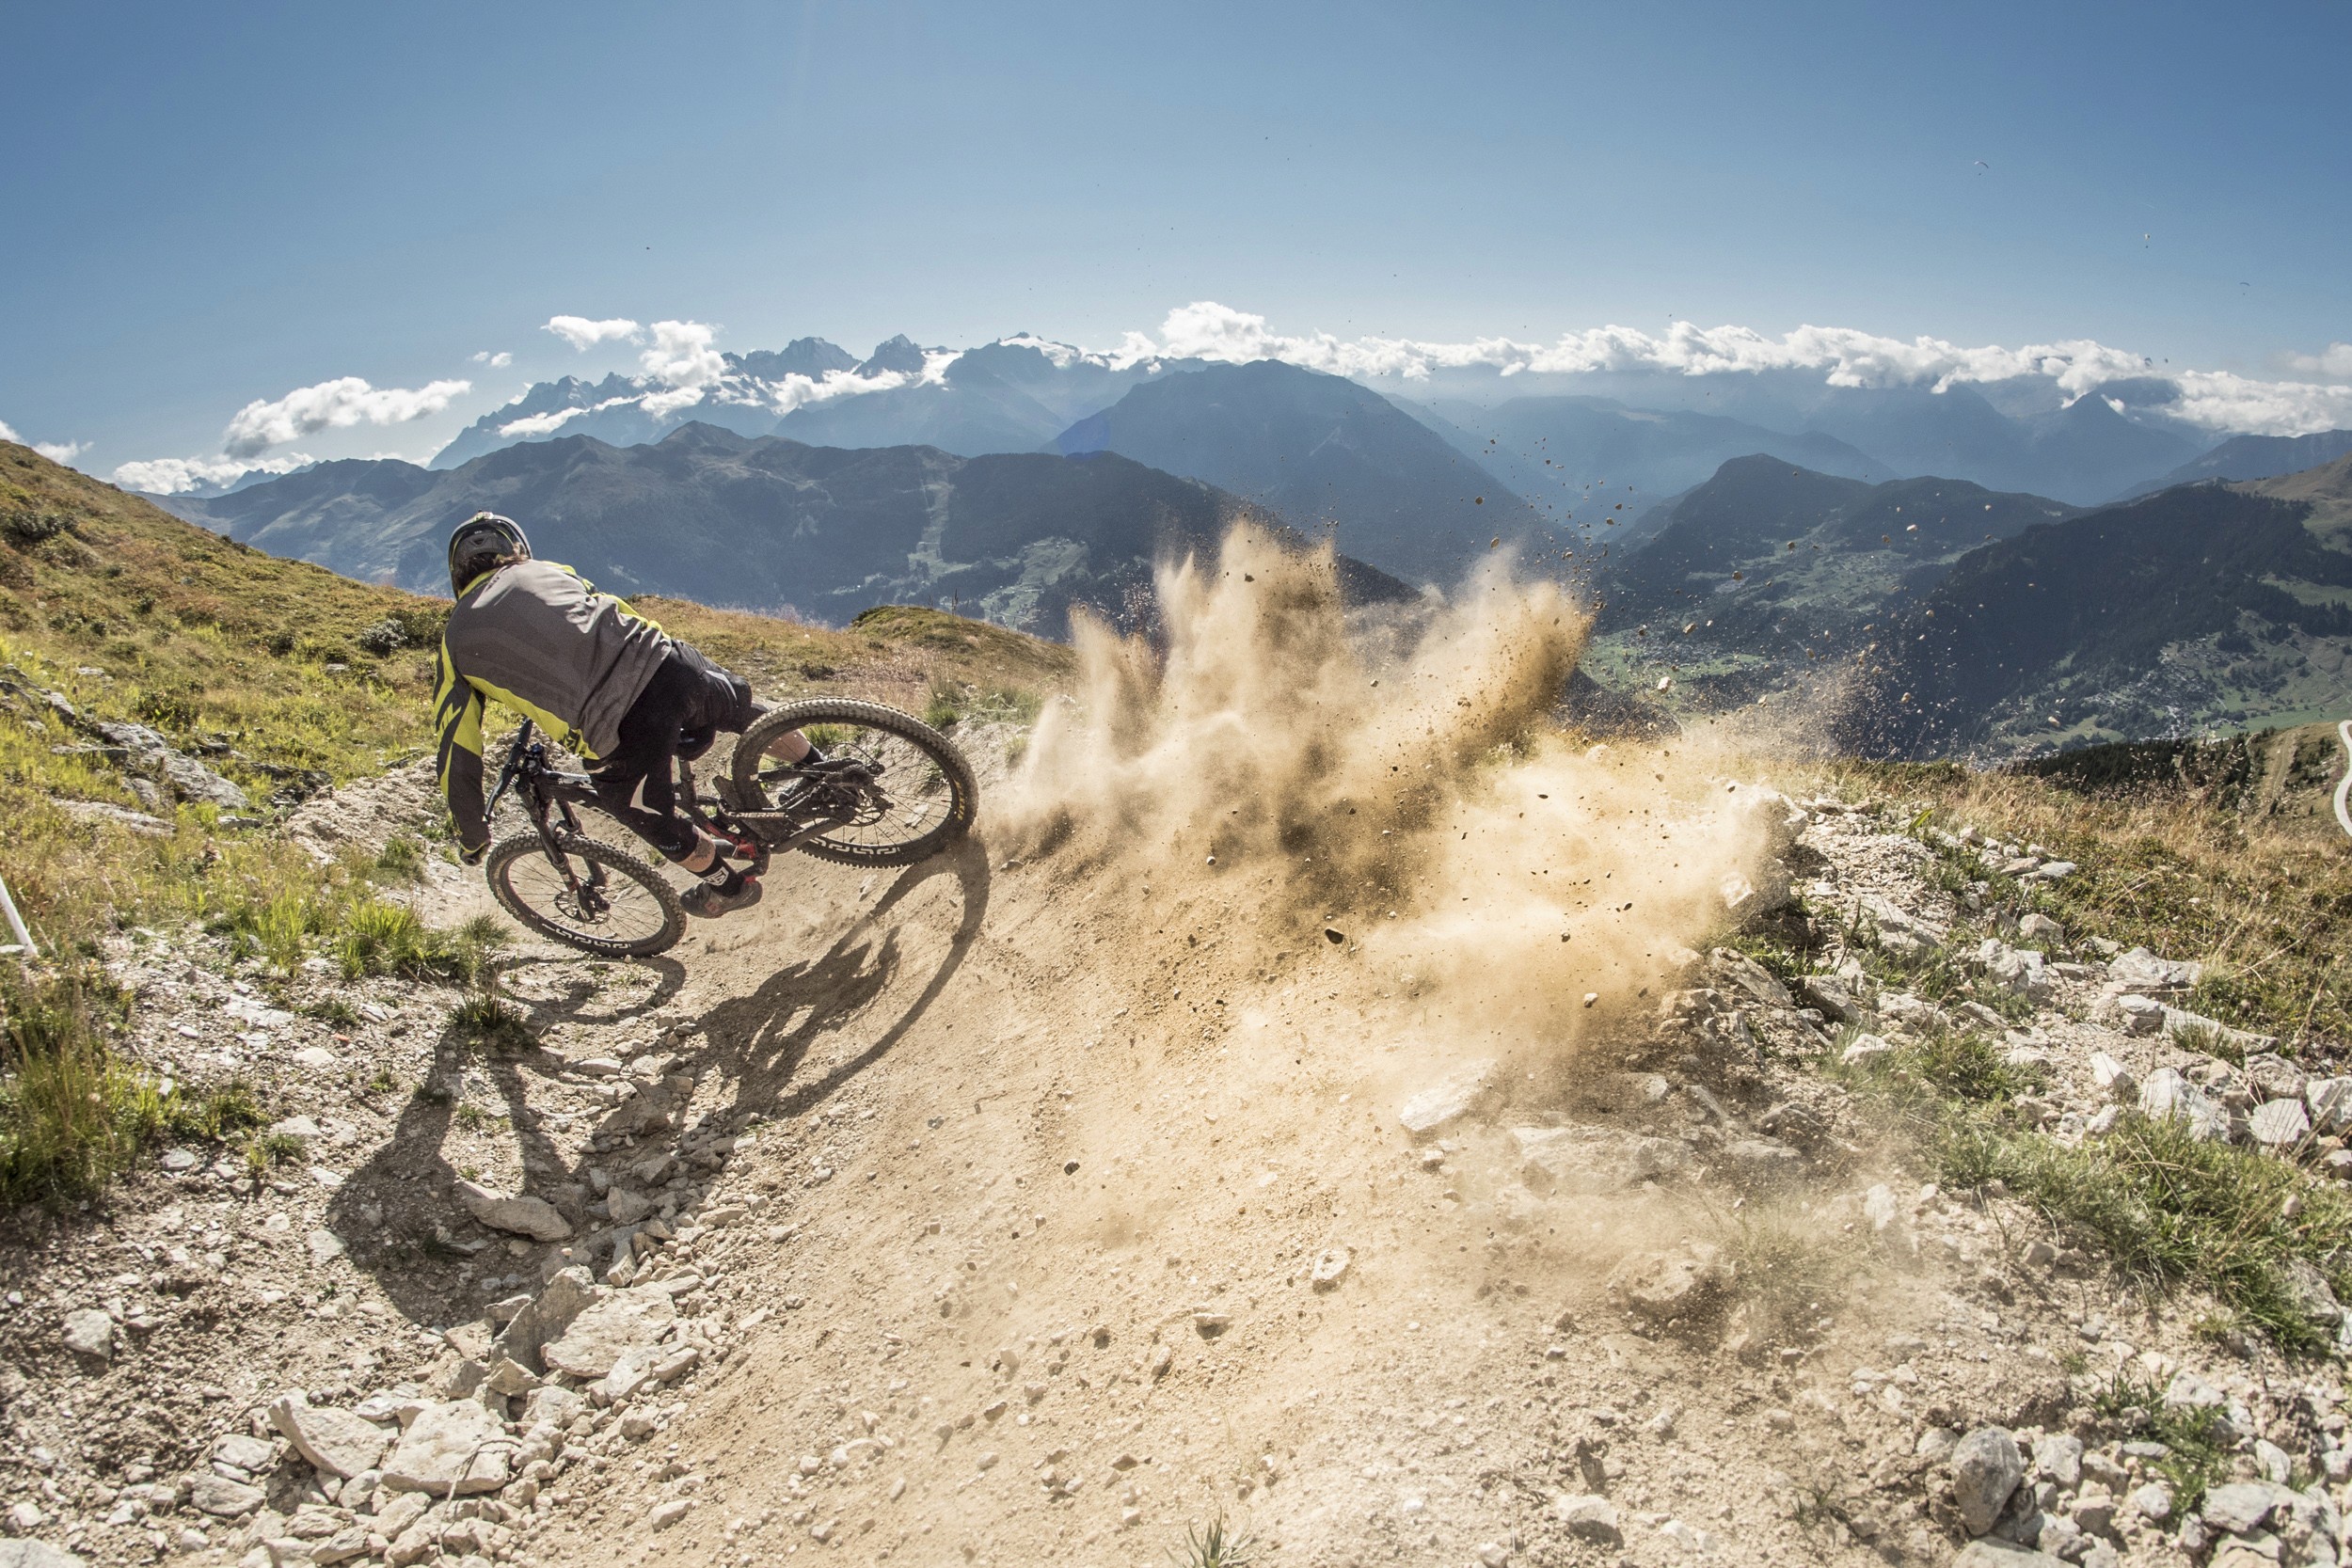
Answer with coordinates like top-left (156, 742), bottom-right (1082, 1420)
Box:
top-left (492, 951), bottom-right (689, 1035)
top-left (692, 834), bottom-right (993, 1123)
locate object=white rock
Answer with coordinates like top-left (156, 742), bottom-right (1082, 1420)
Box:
top-left (1606, 1244), bottom-right (1727, 1320)
top-left (1309, 1248), bottom-right (1352, 1291)
top-left (2108, 947), bottom-right (2201, 995)
top-left (378, 1401), bottom-right (511, 1496)
top-left (2307, 1077), bottom-right (2352, 1133)
top-left (1550, 1493), bottom-right (1621, 1544)
top-left (2096, 990), bottom-right (2167, 1035)
top-left (2162, 1007), bottom-right (2280, 1058)
top-left (292, 1047), bottom-right (338, 1069)
top-left (2031, 1434), bottom-right (2084, 1488)
top-left (1511, 1124), bottom-right (1688, 1195)
top-left (647, 1499), bottom-right (690, 1529)
top-left (2137, 1069), bottom-right (2231, 1141)
top-left (0, 1540), bottom-right (87, 1568)
top-left (2089, 1053), bottom-right (2135, 1101)
top-left (604, 1188), bottom-right (657, 1226)
top-left (540, 1287), bottom-right (677, 1379)
top-left (2249, 1099), bottom-right (2311, 1148)
top-left (269, 1393), bottom-right (392, 1480)
top-left (1839, 1033), bottom-right (1894, 1067)
top-left (1398, 1060), bottom-right (1497, 1137)
top-left (1861, 1184), bottom-right (1900, 1232)
top-left (1949, 1426), bottom-right (2024, 1535)
top-left (60, 1309), bottom-right (114, 1361)
top-left (454, 1180), bottom-right (571, 1243)
top-left (187, 1473), bottom-right (266, 1517)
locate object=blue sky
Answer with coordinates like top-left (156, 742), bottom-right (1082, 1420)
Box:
top-left (4, 0), bottom-right (2348, 479)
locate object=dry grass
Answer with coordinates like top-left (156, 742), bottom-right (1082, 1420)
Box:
top-left (1782, 754), bottom-right (2352, 1054)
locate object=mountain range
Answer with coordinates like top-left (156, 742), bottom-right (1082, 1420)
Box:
top-left (151, 424), bottom-right (1411, 636)
top-left (1563, 448), bottom-right (2351, 755)
top-left (1842, 456), bottom-right (2352, 757)
top-left (399, 330), bottom-right (2349, 517)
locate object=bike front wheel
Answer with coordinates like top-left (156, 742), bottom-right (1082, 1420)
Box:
top-left (485, 832), bottom-right (686, 957)
top-left (728, 698), bottom-right (977, 866)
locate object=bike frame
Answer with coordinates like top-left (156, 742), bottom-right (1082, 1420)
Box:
top-left (483, 721), bottom-right (868, 877)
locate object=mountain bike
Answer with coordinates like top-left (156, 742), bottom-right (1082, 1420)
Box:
top-left (480, 699), bottom-right (978, 957)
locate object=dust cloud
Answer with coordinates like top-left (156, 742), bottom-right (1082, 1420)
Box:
top-left (1005, 523), bottom-right (1773, 1067)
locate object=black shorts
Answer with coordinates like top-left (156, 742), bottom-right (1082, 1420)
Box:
top-left (590, 643), bottom-right (755, 862)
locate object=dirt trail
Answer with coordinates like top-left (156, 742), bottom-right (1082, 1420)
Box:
top-left (512, 534), bottom-right (1950, 1566)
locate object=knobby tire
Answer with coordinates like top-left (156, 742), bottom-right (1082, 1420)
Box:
top-left (729, 698), bottom-right (977, 867)
top-left (485, 832), bottom-right (687, 958)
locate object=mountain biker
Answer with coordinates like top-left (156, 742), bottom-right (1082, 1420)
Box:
top-left (432, 513), bottom-right (809, 918)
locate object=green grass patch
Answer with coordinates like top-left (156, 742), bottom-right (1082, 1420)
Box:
top-left (923, 680), bottom-right (1043, 731)
top-left (2090, 1373), bottom-right (2233, 1512)
top-left (338, 900), bottom-right (507, 984)
top-left (0, 972), bottom-right (263, 1206)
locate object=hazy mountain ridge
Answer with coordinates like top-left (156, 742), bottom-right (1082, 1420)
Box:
top-left (2118, 428), bottom-right (2352, 499)
top-left (1049, 360), bottom-right (1551, 584)
top-left (1844, 455), bottom-right (2352, 756)
top-left (1408, 393), bottom-right (1898, 511)
top-left (150, 423), bottom-right (1412, 635)
top-left (1363, 364), bottom-right (2219, 505)
top-left (1580, 456), bottom-right (2080, 708)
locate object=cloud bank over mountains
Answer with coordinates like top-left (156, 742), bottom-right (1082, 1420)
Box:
top-left (94, 302), bottom-right (2352, 494)
top-left (1134, 303), bottom-right (2352, 437)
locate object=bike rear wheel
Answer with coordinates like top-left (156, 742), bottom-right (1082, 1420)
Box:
top-left (485, 832), bottom-right (686, 957)
top-left (727, 698), bottom-right (977, 866)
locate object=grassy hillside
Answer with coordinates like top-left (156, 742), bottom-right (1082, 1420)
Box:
top-left (1846, 463), bottom-right (2352, 757)
top-left (0, 439), bottom-right (1078, 1202)
top-left (0, 440), bottom-right (1073, 958)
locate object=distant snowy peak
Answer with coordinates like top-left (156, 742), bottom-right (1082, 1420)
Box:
top-left (427, 332), bottom-right (1181, 469)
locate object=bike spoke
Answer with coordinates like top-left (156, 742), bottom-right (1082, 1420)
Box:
top-left (750, 727), bottom-right (955, 851)
top-left (503, 852), bottom-right (673, 944)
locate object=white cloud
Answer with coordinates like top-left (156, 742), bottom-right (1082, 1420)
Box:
top-left (545, 315), bottom-right (644, 351)
top-left (2286, 342), bottom-right (2352, 378)
top-left (113, 451), bottom-right (314, 496)
top-left (637, 321), bottom-right (726, 417)
top-left (471, 350), bottom-right (514, 368)
top-left (498, 395), bottom-right (642, 438)
top-left (222, 375), bottom-right (469, 458)
top-left (0, 420), bottom-right (87, 465)
top-left (1119, 301), bottom-right (2352, 436)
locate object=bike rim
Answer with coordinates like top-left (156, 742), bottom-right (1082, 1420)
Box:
top-left (502, 852), bottom-right (674, 945)
top-left (755, 724), bottom-right (956, 851)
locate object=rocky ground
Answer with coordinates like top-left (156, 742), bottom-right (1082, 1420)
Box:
top-left (4, 743), bottom-right (2350, 1568)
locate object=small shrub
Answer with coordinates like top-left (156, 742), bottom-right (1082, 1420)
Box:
top-left (452, 991), bottom-right (528, 1048)
top-left (134, 689), bottom-right (200, 731)
top-left (0, 975), bottom-right (151, 1203)
top-left (373, 835), bottom-right (426, 883)
top-left (1168, 1513), bottom-right (1253, 1568)
top-left (244, 1130), bottom-right (306, 1175)
top-left (2, 509), bottom-right (69, 546)
top-left (2091, 1372), bottom-right (2231, 1511)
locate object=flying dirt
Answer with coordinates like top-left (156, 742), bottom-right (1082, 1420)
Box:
top-left (505, 526), bottom-right (1892, 1567)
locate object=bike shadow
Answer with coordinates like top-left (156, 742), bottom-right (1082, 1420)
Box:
top-left (692, 834), bottom-right (993, 1122)
top-left (321, 955), bottom-right (686, 1322)
top-left (319, 843), bottom-right (987, 1323)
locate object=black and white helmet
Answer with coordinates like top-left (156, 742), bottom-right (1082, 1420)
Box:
top-left (447, 513), bottom-right (531, 596)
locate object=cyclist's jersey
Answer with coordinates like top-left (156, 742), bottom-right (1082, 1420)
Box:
top-left (434, 559), bottom-right (671, 852)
